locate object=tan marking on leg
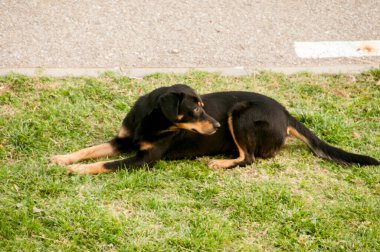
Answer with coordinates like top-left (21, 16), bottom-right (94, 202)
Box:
top-left (67, 161), bottom-right (113, 175)
top-left (208, 115), bottom-right (246, 170)
top-left (117, 127), bottom-right (131, 138)
top-left (50, 143), bottom-right (117, 165)
top-left (139, 141), bottom-right (154, 151)
top-left (284, 136), bottom-right (291, 144)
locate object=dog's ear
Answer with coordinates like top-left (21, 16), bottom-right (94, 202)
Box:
top-left (158, 92), bottom-right (182, 121)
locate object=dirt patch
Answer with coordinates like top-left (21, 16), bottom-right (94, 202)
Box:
top-left (34, 81), bottom-right (62, 90)
top-left (103, 200), bottom-right (134, 218)
top-left (0, 105), bottom-right (18, 117)
top-left (0, 82), bottom-right (8, 94)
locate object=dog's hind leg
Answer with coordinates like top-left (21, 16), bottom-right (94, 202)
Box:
top-left (208, 111), bottom-right (254, 169)
top-left (50, 126), bottom-right (134, 165)
top-left (208, 101), bottom-right (287, 170)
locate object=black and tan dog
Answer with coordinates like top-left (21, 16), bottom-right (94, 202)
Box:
top-left (50, 84), bottom-right (379, 174)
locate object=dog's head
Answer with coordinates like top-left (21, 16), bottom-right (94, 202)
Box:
top-left (159, 84), bottom-right (220, 135)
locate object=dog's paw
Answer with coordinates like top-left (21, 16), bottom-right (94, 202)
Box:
top-left (66, 164), bottom-right (87, 174)
top-left (50, 155), bottom-right (74, 165)
top-left (207, 160), bottom-right (226, 170)
top-left (207, 159), bottom-right (237, 170)
top-left (67, 162), bottom-right (110, 175)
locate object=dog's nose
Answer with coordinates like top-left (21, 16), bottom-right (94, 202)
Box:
top-left (214, 121), bottom-right (221, 128)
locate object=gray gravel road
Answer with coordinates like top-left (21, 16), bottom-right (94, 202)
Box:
top-left (1, 0), bottom-right (379, 71)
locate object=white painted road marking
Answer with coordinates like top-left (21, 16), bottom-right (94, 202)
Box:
top-left (294, 40), bottom-right (380, 58)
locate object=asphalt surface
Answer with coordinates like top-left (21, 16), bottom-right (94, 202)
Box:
top-left (1, 0), bottom-right (379, 72)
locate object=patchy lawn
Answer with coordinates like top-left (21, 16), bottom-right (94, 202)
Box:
top-left (0, 69), bottom-right (379, 251)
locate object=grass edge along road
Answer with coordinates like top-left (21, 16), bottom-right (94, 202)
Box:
top-left (0, 69), bottom-right (379, 251)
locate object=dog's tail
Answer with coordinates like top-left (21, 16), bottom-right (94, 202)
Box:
top-left (287, 115), bottom-right (379, 166)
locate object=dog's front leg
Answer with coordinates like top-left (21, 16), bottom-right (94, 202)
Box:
top-left (66, 145), bottom-right (166, 175)
top-left (50, 142), bottom-right (117, 166)
top-left (50, 133), bottom-right (135, 165)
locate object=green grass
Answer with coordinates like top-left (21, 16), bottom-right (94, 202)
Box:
top-left (0, 69), bottom-right (379, 251)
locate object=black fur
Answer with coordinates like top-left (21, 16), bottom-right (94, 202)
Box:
top-left (288, 116), bottom-right (379, 165)
top-left (101, 84), bottom-right (379, 171)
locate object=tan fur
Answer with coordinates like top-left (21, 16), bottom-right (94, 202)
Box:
top-left (208, 115), bottom-right (246, 169)
top-left (50, 143), bottom-right (117, 165)
top-left (67, 161), bottom-right (113, 174)
top-left (117, 127), bottom-right (131, 138)
top-left (176, 114), bottom-right (184, 121)
top-left (175, 121), bottom-right (215, 135)
top-left (287, 126), bottom-right (309, 144)
top-left (140, 141), bottom-right (154, 151)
